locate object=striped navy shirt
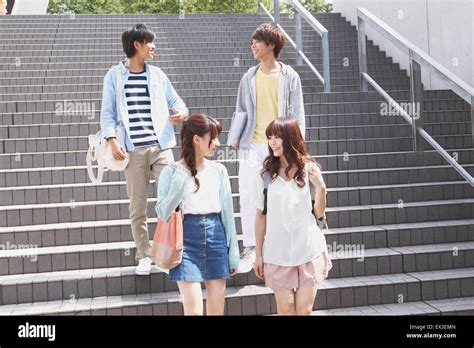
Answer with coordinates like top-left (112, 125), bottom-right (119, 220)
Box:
top-left (125, 69), bottom-right (159, 148)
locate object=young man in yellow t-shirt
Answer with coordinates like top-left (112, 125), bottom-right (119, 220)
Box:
top-left (227, 23), bottom-right (306, 273)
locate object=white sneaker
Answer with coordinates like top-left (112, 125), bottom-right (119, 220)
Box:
top-left (238, 247), bottom-right (256, 273)
top-left (135, 257), bottom-right (152, 276)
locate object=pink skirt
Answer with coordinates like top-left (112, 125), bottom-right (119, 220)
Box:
top-left (263, 251), bottom-right (333, 292)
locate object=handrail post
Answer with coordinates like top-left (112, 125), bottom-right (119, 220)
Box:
top-left (274, 0), bottom-right (280, 25)
top-left (409, 51), bottom-right (424, 152)
top-left (357, 16), bottom-right (368, 92)
top-left (295, 11), bottom-right (302, 66)
top-left (322, 31), bottom-right (331, 92)
top-left (471, 93), bottom-right (474, 145)
top-left (258, 0), bottom-right (262, 15)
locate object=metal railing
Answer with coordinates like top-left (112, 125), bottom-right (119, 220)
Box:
top-left (357, 7), bottom-right (474, 186)
top-left (258, 0), bottom-right (331, 92)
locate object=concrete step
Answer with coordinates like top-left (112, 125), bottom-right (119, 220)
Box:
top-left (0, 87), bottom-right (458, 103)
top-left (0, 72), bottom-right (408, 91)
top-left (0, 59), bottom-right (403, 75)
top-left (2, 145), bottom-right (471, 175)
top-left (0, 82), bottom-right (405, 95)
top-left (1, 160), bottom-right (472, 190)
top-left (0, 38), bottom-right (380, 53)
top-left (3, 122), bottom-right (468, 142)
top-left (0, 27), bottom-right (357, 38)
top-left (1, 96), bottom-right (466, 119)
top-left (0, 206), bottom-right (472, 248)
top-left (326, 198), bottom-right (474, 228)
top-left (0, 268), bottom-right (473, 314)
top-left (0, 38), bottom-right (369, 49)
top-left (1, 134), bottom-right (472, 167)
top-left (0, 21), bottom-right (354, 31)
top-left (0, 30), bottom-right (358, 44)
top-left (0, 221), bottom-right (473, 276)
top-left (1, 166), bottom-right (472, 205)
top-left (0, 52), bottom-right (392, 66)
top-left (312, 295), bottom-right (474, 315)
top-left (0, 190), bottom-right (472, 227)
top-left (0, 43), bottom-right (385, 57)
top-left (6, 108), bottom-right (468, 129)
top-left (6, 106), bottom-right (459, 127)
top-left (0, 74), bottom-right (409, 90)
top-left (0, 17), bottom-right (350, 27)
top-left (1, 146), bottom-right (473, 171)
top-left (6, 85), bottom-right (463, 113)
top-left (0, 64), bottom-right (396, 80)
top-left (3, 135), bottom-right (433, 155)
top-left (1, 62), bottom-right (403, 78)
top-left (9, 84), bottom-right (450, 112)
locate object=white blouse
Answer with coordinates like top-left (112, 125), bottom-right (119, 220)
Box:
top-left (177, 160), bottom-right (222, 215)
top-left (255, 162), bottom-right (329, 266)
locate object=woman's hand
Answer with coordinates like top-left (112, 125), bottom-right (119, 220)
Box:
top-left (309, 163), bottom-right (327, 218)
top-left (229, 268), bottom-right (237, 277)
top-left (253, 256), bottom-right (264, 279)
top-left (309, 164), bottom-right (326, 191)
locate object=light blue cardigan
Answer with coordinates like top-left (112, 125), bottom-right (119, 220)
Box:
top-left (155, 161), bottom-right (240, 270)
top-left (100, 60), bottom-right (188, 151)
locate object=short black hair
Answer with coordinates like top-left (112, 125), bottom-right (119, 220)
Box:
top-left (122, 23), bottom-right (156, 58)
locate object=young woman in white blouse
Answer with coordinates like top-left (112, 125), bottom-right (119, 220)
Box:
top-left (253, 117), bottom-right (332, 315)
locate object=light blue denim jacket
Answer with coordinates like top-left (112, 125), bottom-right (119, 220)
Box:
top-left (227, 62), bottom-right (305, 150)
top-left (155, 162), bottom-right (240, 270)
top-left (100, 60), bottom-right (188, 151)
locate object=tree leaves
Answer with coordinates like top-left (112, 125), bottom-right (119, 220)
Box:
top-left (47, 0), bottom-right (331, 15)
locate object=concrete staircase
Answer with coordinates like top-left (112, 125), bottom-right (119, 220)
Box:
top-left (0, 13), bottom-right (473, 316)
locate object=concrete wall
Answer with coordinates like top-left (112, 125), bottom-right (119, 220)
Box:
top-left (11, 0), bottom-right (49, 15)
top-left (332, 0), bottom-right (473, 90)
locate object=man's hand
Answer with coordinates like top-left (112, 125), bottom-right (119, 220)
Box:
top-left (168, 108), bottom-right (187, 125)
top-left (233, 139), bottom-right (240, 150)
top-left (108, 138), bottom-right (127, 161)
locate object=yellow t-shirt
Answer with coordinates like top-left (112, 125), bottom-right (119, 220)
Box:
top-left (253, 68), bottom-right (280, 143)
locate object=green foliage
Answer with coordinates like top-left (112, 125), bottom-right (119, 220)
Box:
top-left (47, 0), bottom-right (123, 14)
top-left (47, 0), bottom-right (332, 15)
top-left (122, 0), bottom-right (180, 14)
top-left (47, 0), bottom-right (180, 14)
top-left (183, 0), bottom-right (257, 13)
top-left (281, 0), bottom-right (332, 13)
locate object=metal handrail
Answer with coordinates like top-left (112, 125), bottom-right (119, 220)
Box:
top-left (357, 7), bottom-right (474, 187)
top-left (258, 0), bottom-right (331, 92)
top-left (358, 8), bottom-right (473, 104)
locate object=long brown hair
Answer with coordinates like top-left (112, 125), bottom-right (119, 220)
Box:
top-left (262, 117), bottom-right (314, 188)
top-left (180, 113), bottom-right (222, 192)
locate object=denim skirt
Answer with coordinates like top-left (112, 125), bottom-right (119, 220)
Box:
top-left (169, 213), bottom-right (230, 282)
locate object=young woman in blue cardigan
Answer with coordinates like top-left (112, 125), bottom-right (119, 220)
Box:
top-left (156, 114), bottom-right (239, 315)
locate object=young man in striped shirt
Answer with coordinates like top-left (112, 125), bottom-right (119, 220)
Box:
top-left (100, 24), bottom-right (189, 275)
